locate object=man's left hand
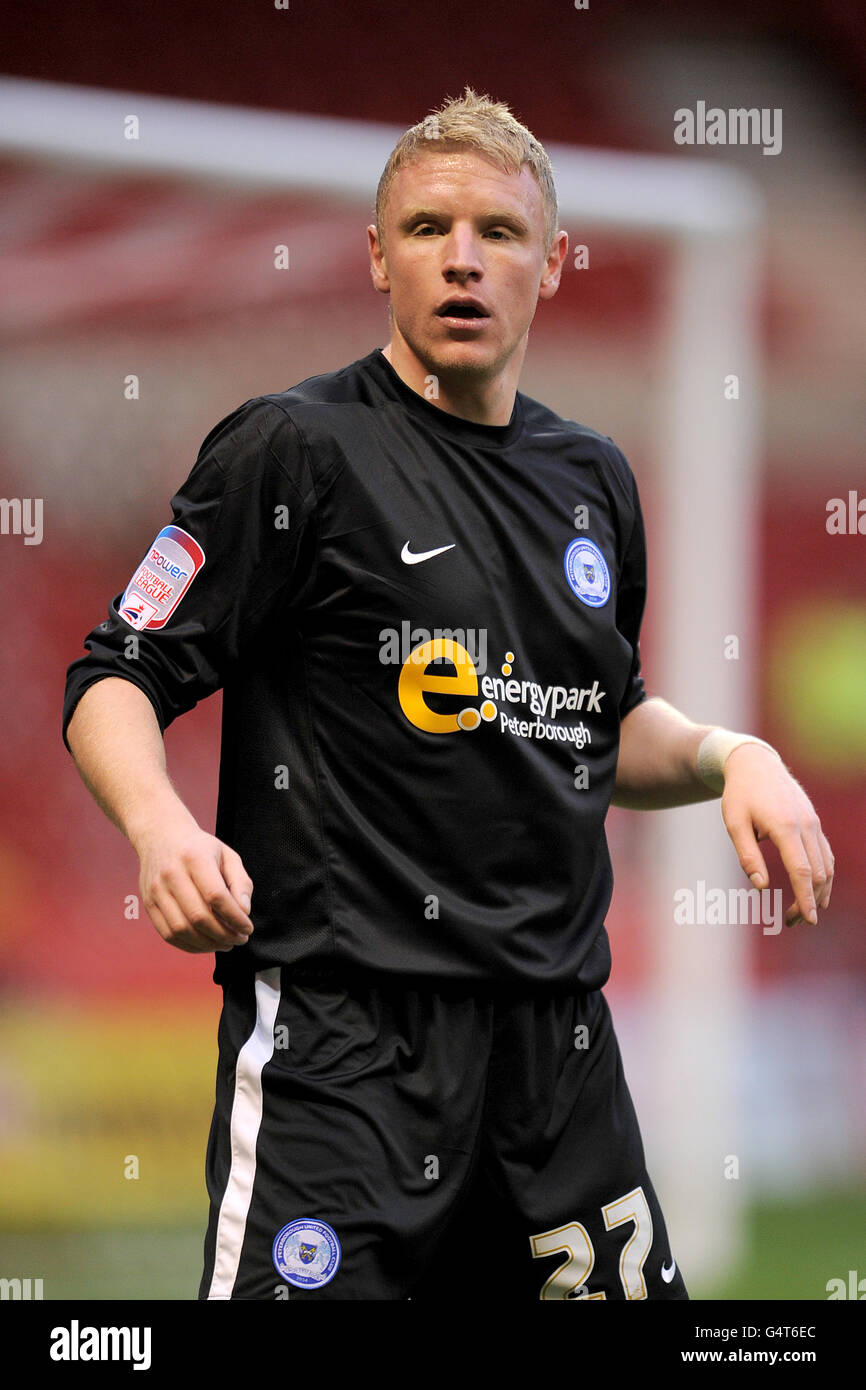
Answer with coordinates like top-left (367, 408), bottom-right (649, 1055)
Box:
top-left (720, 743), bottom-right (834, 926)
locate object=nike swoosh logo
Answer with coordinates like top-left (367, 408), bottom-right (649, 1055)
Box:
top-left (400, 541), bottom-right (456, 565)
top-left (661, 1258), bottom-right (677, 1284)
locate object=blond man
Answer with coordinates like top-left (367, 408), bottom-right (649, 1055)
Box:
top-left (64, 90), bottom-right (832, 1300)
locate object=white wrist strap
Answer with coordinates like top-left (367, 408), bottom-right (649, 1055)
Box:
top-left (697, 728), bottom-right (779, 793)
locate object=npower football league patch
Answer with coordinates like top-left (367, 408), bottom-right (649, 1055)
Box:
top-left (119, 525), bottom-right (205, 631)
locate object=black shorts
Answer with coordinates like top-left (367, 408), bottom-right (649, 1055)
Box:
top-left (199, 963), bottom-right (688, 1301)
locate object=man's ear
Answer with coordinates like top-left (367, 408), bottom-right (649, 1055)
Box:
top-left (538, 229), bottom-right (569, 302)
top-left (368, 224), bottom-right (390, 295)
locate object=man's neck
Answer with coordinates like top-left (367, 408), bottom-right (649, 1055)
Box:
top-left (381, 338), bottom-right (523, 426)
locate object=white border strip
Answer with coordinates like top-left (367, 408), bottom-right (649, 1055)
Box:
top-left (208, 966), bottom-right (282, 1300)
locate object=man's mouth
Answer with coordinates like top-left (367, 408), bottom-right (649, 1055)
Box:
top-left (436, 298), bottom-right (491, 326)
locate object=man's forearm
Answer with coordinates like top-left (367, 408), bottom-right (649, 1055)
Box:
top-left (66, 677), bottom-right (254, 951)
top-left (65, 677), bottom-right (198, 849)
top-left (611, 696), bottom-right (719, 809)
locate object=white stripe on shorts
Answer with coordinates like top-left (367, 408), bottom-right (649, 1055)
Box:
top-left (207, 965), bottom-right (282, 1300)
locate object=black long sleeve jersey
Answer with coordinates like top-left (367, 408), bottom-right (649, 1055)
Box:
top-left (63, 347), bottom-right (648, 991)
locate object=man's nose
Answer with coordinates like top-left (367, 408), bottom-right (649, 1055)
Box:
top-left (441, 227), bottom-right (483, 280)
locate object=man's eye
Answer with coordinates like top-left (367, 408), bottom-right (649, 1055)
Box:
top-left (485, 229), bottom-right (510, 240)
top-left (413, 224), bottom-right (438, 235)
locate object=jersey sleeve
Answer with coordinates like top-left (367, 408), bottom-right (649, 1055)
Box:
top-left (62, 397), bottom-right (318, 747)
top-left (615, 462), bottom-right (648, 720)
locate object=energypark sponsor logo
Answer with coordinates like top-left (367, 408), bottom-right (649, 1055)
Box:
top-left (397, 639), bottom-right (601, 749)
top-left (119, 525), bottom-right (205, 630)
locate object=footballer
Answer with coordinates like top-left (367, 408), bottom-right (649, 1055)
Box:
top-left (63, 89), bottom-right (833, 1300)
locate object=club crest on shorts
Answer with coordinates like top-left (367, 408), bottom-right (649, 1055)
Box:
top-left (272, 1219), bottom-right (341, 1289)
top-left (119, 524), bottom-right (205, 630)
top-left (563, 538), bottom-right (611, 608)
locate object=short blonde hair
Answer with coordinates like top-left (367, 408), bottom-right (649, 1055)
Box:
top-left (375, 87), bottom-right (559, 252)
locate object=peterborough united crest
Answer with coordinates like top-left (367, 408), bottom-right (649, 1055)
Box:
top-left (563, 538), bottom-right (611, 608)
top-left (272, 1219), bottom-right (341, 1289)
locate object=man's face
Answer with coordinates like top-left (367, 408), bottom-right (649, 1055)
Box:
top-left (368, 149), bottom-right (567, 385)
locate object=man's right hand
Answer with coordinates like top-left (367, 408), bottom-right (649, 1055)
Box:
top-left (65, 679), bottom-right (254, 955)
top-left (136, 822), bottom-right (255, 953)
